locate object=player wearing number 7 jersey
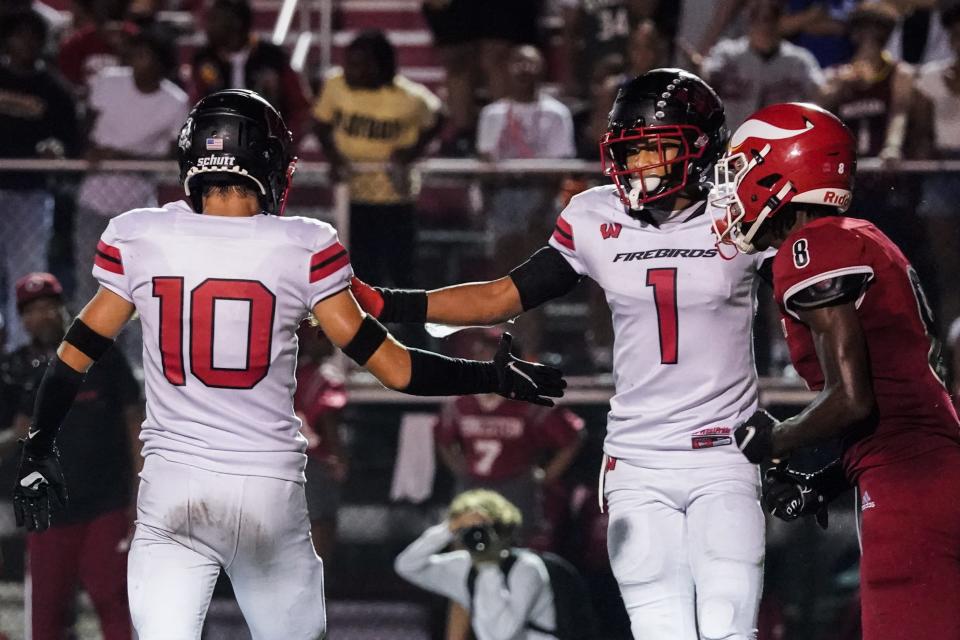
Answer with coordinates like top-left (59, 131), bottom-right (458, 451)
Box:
top-left (10, 89), bottom-right (565, 640)
top-left (352, 69), bottom-right (771, 640)
top-left (713, 102), bottom-right (960, 639)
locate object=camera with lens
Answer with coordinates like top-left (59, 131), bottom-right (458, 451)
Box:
top-left (459, 523), bottom-right (497, 554)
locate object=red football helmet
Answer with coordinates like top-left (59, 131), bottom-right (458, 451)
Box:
top-left (710, 103), bottom-right (856, 253)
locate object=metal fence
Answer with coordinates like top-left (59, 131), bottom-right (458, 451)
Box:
top-left (0, 159), bottom-right (957, 639)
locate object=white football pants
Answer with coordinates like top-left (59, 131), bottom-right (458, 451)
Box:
top-left (128, 455), bottom-right (326, 640)
top-left (603, 459), bottom-right (764, 640)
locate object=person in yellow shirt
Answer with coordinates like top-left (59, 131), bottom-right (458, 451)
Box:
top-left (314, 30), bottom-right (445, 287)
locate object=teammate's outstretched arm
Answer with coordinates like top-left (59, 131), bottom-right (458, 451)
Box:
top-left (312, 288), bottom-right (566, 403)
top-left (735, 301), bottom-right (877, 463)
top-left (351, 246), bottom-right (582, 327)
top-left (14, 287), bottom-right (136, 532)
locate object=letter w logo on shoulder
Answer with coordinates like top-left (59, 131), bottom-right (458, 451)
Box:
top-left (600, 222), bottom-right (622, 240)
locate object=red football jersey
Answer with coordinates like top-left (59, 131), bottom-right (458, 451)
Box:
top-left (434, 396), bottom-right (584, 481)
top-left (773, 216), bottom-right (960, 479)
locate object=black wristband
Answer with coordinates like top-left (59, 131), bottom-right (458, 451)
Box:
top-left (509, 246), bottom-right (581, 311)
top-left (403, 349), bottom-right (499, 396)
top-left (64, 318), bottom-right (114, 361)
top-left (342, 315), bottom-right (388, 365)
top-left (376, 287), bottom-right (428, 323)
top-left (28, 356), bottom-right (86, 456)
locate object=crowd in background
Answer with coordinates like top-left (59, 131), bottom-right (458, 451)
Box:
top-left (0, 0), bottom-right (959, 637)
top-left (0, 0), bottom-right (958, 378)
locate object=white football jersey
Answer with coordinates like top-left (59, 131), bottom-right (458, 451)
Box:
top-left (93, 201), bottom-right (352, 482)
top-left (549, 186), bottom-right (768, 468)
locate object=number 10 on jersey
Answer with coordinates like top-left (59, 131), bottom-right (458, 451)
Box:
top-left (153, 277), bottom-right (277, 389)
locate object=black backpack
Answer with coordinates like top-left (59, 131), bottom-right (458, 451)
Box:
top-left (466, 549), bottom-right (598, 640)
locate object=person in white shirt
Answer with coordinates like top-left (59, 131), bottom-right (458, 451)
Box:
top-left (353, 69), bottom-right (769, 640)
top-left (702, 0), bottom-right (823, 130)
top-left (476, 45), bottom-right (574, 163)
top-left (395, 489), bottom-right (557, 640)
top-left (74, 27), bottom-right (189, 368)
top-left (475, 45), bottom-right (576, 353)
top-left (11, 89), bottom-right (565, 640)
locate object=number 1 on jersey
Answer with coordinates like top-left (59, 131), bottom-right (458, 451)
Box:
top-left (646, 268), bottom-right (678, 364)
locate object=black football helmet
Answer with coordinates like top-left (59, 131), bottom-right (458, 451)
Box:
top-left (601, 69), bottom-right (728, 211)
top-left (177, 89), bottom-right (296, 214)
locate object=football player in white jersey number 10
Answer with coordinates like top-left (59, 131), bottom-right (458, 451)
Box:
top-left (353, 69), bottom-right (771, 640)
top-left (10, 89), bottom-right (565, 640)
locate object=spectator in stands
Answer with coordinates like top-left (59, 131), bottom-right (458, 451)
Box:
top-left (780, 0), bottom-right (858, 68)
top-left (916, 3), bottom-right (960, 326)
top-left (395, 489), bottom-right (565, 640)
top-left (434, 330), bottom-right (585, 548)
top-left (820, 2), bottom-right (931, 160)
top-left (423, 0), bottom-right (542, 155)
top-left (476, 46), bottom-right (575, 164)
top-left (885, 0), bottom-right (954, 65)
top-left (476, 44), bottom-right (575, 274)
top-left (674, 0), bottom-right (743, 68)
top-left (313, 30), bottom-right (443, 287)
top-left (191, 0), bottom-right (311, 137)
top-left (74, 26), bottom-right (188, 307)
top-left (559, 0), bottom-right (676, 98)
top-left (4, 0), bottom-right (71, 55)
top-left (2, 273), bottom-right (141, 640)
top-left (294, 325), bottom-right (348, 562)
top-left (559, 0), bottom-right (632, 99)
top-left (0, 9), bottom-right (80, 351)
top-left (820, 2), bottom-right (935, 273)
top-left (58, 0), bottom-right (138, 92)
top-left (702, 0), bottom-right (823, 129)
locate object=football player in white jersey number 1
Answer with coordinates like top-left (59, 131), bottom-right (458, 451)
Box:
top-left (353, 69), bottom-right (771, 640)
top-left (10, 89), bottom-right (565, 640)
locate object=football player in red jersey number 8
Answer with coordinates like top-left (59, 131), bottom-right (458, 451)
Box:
top-left (10, 89), bottom-right (565, 640)
top-left (713, 102), bottom-right (960, 640)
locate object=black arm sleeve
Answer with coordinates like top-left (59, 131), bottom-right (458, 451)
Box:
top-left (786, 273), bottom-right (872, 313)
top-left (27, 356), bottom-right (86, 456)
top-left (402, 349), bottom-right (500, 396)
top-left (508, 246), bottom-right (582, 311)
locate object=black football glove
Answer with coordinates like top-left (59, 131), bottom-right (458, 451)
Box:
top-left (733, 409), bottom-right (779, 464)
top-left (763, 465), bottom-right (829, 529)
top-left (14, 442), bottom-right (67, 533)
top-left (494, 333), bottom-right (566, 407)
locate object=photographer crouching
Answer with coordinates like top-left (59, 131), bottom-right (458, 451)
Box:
top-left (396, 489), bottom-right (585, 640)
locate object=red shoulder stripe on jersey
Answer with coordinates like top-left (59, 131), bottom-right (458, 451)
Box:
top-left (310, 243), bottom-right (350, 283)
top-left (552, 216), bottom-right (575, 251)
top-left (95, 241), bottom-right (124, 274)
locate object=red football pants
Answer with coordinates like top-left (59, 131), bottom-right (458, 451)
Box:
top-left (858, 445), bottom-right (960, 640)
top-left (26, 508), bottom-right (132, 640)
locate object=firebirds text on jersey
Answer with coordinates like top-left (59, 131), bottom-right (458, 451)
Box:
top-left (613, 248), bottom-right (720, 262)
